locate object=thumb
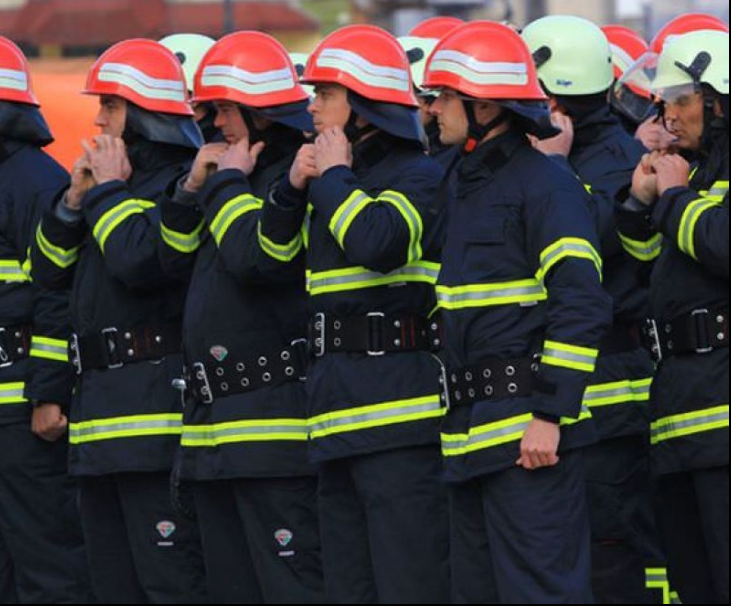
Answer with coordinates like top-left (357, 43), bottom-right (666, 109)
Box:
top-left (250, 141), bottom-right (266, 162)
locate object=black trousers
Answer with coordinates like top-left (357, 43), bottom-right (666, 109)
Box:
top-left (192, 476), bottom-right (325, 604)
top-left (318, 446), bottom-right (450, 604)
top-left (450, 450), bottom-right (594, 604)
top-left (0, 423), bottom-right (92, 604)
top-left (585, 435), bottom-right (669, 604)
top-left (78, 471), bottom-right (207, 604)
top-left (655, 465), bottom-right (729, 604)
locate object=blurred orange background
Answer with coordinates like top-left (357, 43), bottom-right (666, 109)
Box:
top-left (30, 59), bottom-right (98, 171)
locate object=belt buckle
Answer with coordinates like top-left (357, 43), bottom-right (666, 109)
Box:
top-left (0, 327), bottom-right (12, 368)
top-left (192, 362), bottom-right (213, 404)
top-left (312, 313), bottom-right (326, 358)
top-left (644, 319), bottom-right (663, 363)
top-left (101, 327), bottom-right (124, 369)
top-left (69, 333), bottom-right (83, 375)
top-left (367, 312), bottom-right (386, 356)
top-left (432, 355), bottom-right (451, 411)
top-left (290, 338), bottom-right (309, 381)
top-left (691, 308), bottom-right (713, 354)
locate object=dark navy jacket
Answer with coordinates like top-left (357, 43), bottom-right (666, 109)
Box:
top-left (438, 130), bottom-right (612, 482)
top-left (261, 131), bottom-right (449, 463)
top-left (159, 129), bottom-right (314, 480)
top-left (31, 140), bottom-right (194, 476)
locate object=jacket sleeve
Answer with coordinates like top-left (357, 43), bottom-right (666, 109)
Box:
top-left (81, 180), bottom-right (174, 290)
top-left (526, 185), bottom-right (613, 420)
top-left (308, 160), bottom-right (444, 274)
top-left (198, 169), bottom-right (305, 284)
top-left (18, 182), bottom-right (75, 408)
top-left (652, 183), bottom-right (729, 279)
top-left (31, 194), bottom-right (87, 291)
top-left (158, 183), bottom-right (205, 284)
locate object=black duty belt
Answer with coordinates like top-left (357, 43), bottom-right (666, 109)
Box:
top-left (642, 308), bottom-right (729, 363)
top-left (0, 324), bottom-right (32, 367)
top-left (309, 312), bottom-right (443, 357)
top-left (182, 340), bottom-right (309, 404)
top-left (440, 356), bottom-right (539, 409)
top-left (599, 322), bottom-right (643, 356)
top-left (70, 324), bottom-right (181, 374)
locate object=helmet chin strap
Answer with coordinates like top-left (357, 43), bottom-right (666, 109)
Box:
top-left (343, 109), bottom-right (377, 144)
top-left (462, 99), bottom-right (509, 153)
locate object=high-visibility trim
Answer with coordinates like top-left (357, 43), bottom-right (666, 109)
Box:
top-left (257, 223), bottom-right (303, 262)
top-left (30, 336), bottom-right (69, 363)
top-left (583, 378), bottom-right (652, 409)
top-left (161, 219), bottom-right (204, 254)
top-left (429, 50), bottom-right (529, 86)
top-left (69, 413), bottom-right (183, 445)
top-left (35, 224), bottom-right (80, 269)
top-left (329, 189), bottom-right (423, 263)
top-left (0, 382), bottom-right (27, 405)
top-left (316, 48), bottom-right (410, 92)
top-left (309, 395), bottom-right (444, 440)
top-left (645, 567), bottom-right (671, 604)
top-left (181, 418), bottom-right (309, 447)
top-left (303, 203), bottom-right (313, 250)
top-left (542, 340), bottom-right (599, 373)
top-left (536, 237), bottom-right (603, 282)
top-left (441, 406), bottom-right (592, 457)
top-left (209, 194), bottom-right (263, 246)
top-left (619, 232), bottom-right (663, 262)
top-left (201, 64), bottom-right (296, 96)
top-left (678, 197), bottom-right (723, 261)
top-left (669, 591), bottom-right (681, 604)
top-left (651, 404), bottom-right (729, 445)
top-left (307, 261), bottom-right (440, 296)
top-left (436, 278), bottom-right (547, 311)
top-left (98, 62), bottom-right (186, 102)
top-left (0, 67), bottom-right (28, 92)
top-left (699, 180), bottom-right (729, 202)
top-left (92, 199), bottom-right (155, 253)
top-left (0, 259), bottom-right (30, 283)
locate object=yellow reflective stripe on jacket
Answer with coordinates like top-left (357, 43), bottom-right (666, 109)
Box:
top-left (181, 418), bottom-right (310, 447)
top-left (309, 395), bottom-right (444, 440)
top-left (651, 404), bottom-right (729, 445)
top-left (303, 203), bottom-right (313, 250)
top-left (619, 232), bottom-right (663, 262)
top-left (436, 278), bottom-right (547, 311)
top-left (69, 413), bottom-right (183, 444)
top-left (161, 219), bottom-right (204, 254)
top-left (536, 237), bottom-right (603, 282)
top-left (0, 382), bottom-right (27, 405)
top-left (307, 261), bottom-right (440, 296)
top-left (257, 223), bottom-right (303, 263)
top-left (678, 197), bottom-right (724, 261)
top-left (92, 199), bottom-right (155, 253)
top-left (645, 567), bottom-right (672, 604)
top-left (209, 194), bottom-right (263, 246)
top-left (542, 340), bottom-right (599, 373)
top-left (30, 336), bottom-right (69, 363)
top-left (441, 405), bottom-right (592, 457)
top-left (699, 180), bottom-right (729, 202)
top-left (35, 223), bottom-right (80, 269)
top-left (583, 378), bottom-right (652, 409)
top-left (0, 259), bottom-right (31, 282)
top-left (329, 189), bottom-right (424, 263)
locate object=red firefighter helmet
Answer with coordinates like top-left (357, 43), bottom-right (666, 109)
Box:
top-left (602, 25), bottom-right (650, 79)
top-left (83, 39), bottom-right (193, 116)
top-left (302, 25), bottom-right (417, 107)
top-left (409, 17), bottom-right (465, 40)
top-left (423, 21), bottom-right (547, 101)
top-left (192, 31), bottom-right (309, 108)
top-left (0, 36), bottom-right (39, 106)
top-left (650, 13), bottom-right (729, 53)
